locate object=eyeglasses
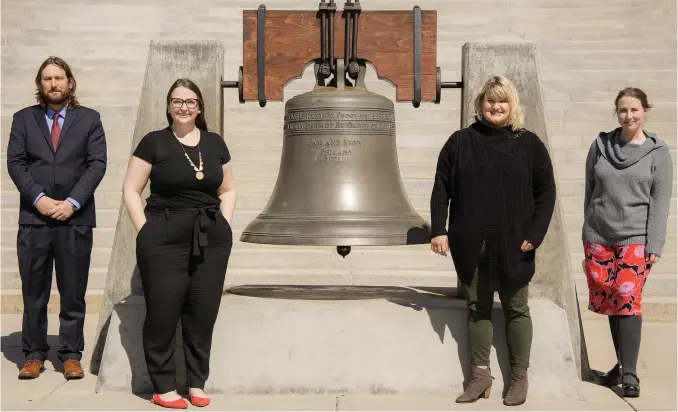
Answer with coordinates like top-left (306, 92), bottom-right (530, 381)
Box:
top-left (170, 98), bottom-right (199, 109)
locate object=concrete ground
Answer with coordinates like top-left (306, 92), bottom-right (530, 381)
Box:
top-left (1, 312), bottom-right (676, 411)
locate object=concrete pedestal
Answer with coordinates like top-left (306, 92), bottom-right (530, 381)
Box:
top-left (96, 286), bottom-right (581, 399)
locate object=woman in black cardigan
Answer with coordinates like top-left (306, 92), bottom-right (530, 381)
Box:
top-left (430, 76), bottom-right (556, 406)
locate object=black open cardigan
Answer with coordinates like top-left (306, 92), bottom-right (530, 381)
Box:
top-left (430, 120), bottom-right (557, 289)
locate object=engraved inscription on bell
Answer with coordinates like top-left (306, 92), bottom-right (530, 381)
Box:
top-left (240, 86), bottom-right (430, 248)
top-left (311, 138), bottom-right (361, 163)
top-left (284, 109), bottom-right (396, 134)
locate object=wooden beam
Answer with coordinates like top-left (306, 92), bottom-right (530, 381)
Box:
top-left (242, 10), bottom-right (437, 102)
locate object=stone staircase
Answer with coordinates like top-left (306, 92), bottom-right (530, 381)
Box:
top-left (1, 0), bottom-right (676, 321)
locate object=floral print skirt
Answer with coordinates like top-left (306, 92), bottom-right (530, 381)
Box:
top-left (583, 241), bottom-right (650, 316)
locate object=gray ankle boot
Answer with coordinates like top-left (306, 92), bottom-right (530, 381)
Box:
top-left (503, 367), bottom-right (528, 406)
top-left (455, 366), bottom-right (492, 403)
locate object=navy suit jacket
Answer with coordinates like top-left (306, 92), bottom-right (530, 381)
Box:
top-left (7, 105), bottom-right (107, 227)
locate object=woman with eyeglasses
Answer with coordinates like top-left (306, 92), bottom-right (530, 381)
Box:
top-left (122, 78), bottom-right (235, 409)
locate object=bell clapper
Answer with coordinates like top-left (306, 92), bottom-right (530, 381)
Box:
top-left (337, 246), bottom-right (351, 257)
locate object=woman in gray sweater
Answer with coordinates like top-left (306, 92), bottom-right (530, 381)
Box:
top-left (582, 87), bottom-right (673, 398)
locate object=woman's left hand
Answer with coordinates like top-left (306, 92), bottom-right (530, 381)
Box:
top-left (646, 253), bottom-right (660, 265)
top-left (520, 240), bottom-right (534, 252)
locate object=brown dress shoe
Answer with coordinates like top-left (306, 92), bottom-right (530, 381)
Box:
top-left (63, 360), bottom-right (84, 380)
top-left (18, 360), bottom-right (44, 379)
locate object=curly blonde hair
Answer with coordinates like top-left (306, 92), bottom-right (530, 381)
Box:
top-left (473, 76), bottom-right (524, 132)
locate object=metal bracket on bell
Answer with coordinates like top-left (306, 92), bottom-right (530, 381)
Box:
top-left (335, 59), bottom-right (345, 90)
top-left (434, 66), bottom-right (463, 104)
top-left (354, 60), bottom-right (367, 89)
top-left (317, 0), bottom-right (336, 86)
top-left (345, 0), bottom-right (361, 81)
top-left (221, 66), bottom-right (244, 104)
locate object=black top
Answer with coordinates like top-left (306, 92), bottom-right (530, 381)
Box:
top-left (133, 127), bottom-right (231, 210)
top-left (476, 118), bottom-right (517, 289)
top-left (430, 119), bottom-right (556, 288)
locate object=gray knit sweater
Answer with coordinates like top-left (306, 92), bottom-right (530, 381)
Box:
top-left (582, 128), bottom-right (673, 255)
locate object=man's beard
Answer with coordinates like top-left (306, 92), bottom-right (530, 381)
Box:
top-left (42, 89), bottom-right (70, 106)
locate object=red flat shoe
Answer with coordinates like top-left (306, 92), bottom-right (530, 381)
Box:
top-left (151, 394), bottom-right (188, 409)
top-left (190, 394), bottom-right (211, 407)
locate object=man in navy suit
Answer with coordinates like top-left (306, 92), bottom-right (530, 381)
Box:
top-left (7, 56), bottom-right (107, 380)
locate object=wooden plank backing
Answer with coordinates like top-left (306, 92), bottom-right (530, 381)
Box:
top-left (242, 10), bottom-right (437, 102)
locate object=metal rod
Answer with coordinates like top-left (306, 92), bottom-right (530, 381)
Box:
top-left (329, 0), bottom-right (336, 71)
top-left (221, 80), bottom-right (238, 88)
top-left (412, 6), bottom-right (421, 106)
top-left (320, 8), bottom-right (326, 61)
top-left (344, 1), bottom-right (352, 71)
top-left (351, 4), bottom-right (359, 60)
top-left (257, 4), bottom-right (266, 106)
top-left (441, 82), bottom-right (463, 88)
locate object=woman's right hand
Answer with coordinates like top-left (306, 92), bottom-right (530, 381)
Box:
top-left (431, 235), bottom-right (449, 256)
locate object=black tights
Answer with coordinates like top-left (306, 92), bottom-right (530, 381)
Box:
top-left (608, 315), bottom-right (642, 384)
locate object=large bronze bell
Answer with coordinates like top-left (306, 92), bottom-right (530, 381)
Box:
top-left (240, 62), bottom-right (430, 256)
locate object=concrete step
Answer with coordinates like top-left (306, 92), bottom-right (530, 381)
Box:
top-left (0, 190), bottom-right (125, 211)
top-left (540, 50), bottom-right (677, 70)
top-left (0, 167), bottom-right (127, 192)
top-left (97, 294), bottom-right (581, 397)
top-left (0, 208), bottom-right (122, 229)
top-left (1, 289), bottom-right (104, 314)
top-left (1, 267), bottom-right (110, 291)
top-left (577, 294), bottom-right (676, 323)
top-left (562, 214), bottom-right (678, 240)
top-left (559, 196), bottom-right (678, 217)
top-left (2, 234), bottom-right (673, 279)
top-left (1, 227), bottom-right (117, 248)
top-left (574, 273), bottom-right (678, 298)
top-left (1, 246), bottom-right (113, 271)
top-left (569, 254), bottom-right (677, 275)
top-left (552, 148), bottom-right (678, 167)
top-left (566, 233), bottom-right (678, 255)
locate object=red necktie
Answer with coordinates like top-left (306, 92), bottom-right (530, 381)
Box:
top-left (51, 113), bottom-right (61, 151)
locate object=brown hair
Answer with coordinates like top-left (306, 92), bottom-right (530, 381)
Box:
top-left (34, 56), bottom-right (80, 110)
top-left (614, 87), bottom-right (652, 112)
top-left (166, 78), bottom-right (208, 131)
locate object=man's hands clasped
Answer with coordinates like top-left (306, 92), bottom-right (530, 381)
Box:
top-left (36, 196), bottom-right (75, 221)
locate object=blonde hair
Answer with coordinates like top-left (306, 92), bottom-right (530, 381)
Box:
top-left (473, 76), bottom-right (524, 132)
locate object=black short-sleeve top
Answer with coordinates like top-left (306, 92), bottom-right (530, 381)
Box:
top-left (133, 127), bottom-right (231, 210)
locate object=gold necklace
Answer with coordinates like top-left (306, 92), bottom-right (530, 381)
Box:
top-left (174, 130), bottom-right (204, 180)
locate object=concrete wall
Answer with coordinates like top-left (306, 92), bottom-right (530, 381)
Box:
top-left (1, 0), bottom-right (676, 319)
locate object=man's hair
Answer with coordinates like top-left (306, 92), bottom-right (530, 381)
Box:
top-left (34, 56), bottom-right (80, 110)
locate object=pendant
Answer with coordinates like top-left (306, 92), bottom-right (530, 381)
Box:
top-left (196, 171), bottom-right (204, 180)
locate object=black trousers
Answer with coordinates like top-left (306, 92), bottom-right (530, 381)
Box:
top-left (136, 208), bottom-right (232, 393)
top-left (17, 224), bottom-right (93, 362)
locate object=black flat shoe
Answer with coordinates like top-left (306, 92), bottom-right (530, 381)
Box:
top-left (600, 364), bottom-right (621, 387)
top-left (621, 373), bottom-right (640, 398)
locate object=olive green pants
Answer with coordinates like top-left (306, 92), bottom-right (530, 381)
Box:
top-left (459, 268), bottom-right (533, 369)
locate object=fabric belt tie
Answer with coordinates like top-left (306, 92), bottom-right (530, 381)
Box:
top-left (148, 205), bottom-right (219, 257)
top-left (192, 207), bottom-right (218, 257)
